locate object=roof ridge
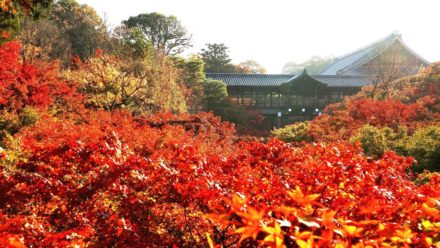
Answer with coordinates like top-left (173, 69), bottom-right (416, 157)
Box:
top-left (334, 32), bottom-right (398, 62)
top-left (319, 32), bottom-right (400, 74)
top-left (337, 36), bottom-right (431, 74)
top-left (337, 37), bottom-right (400, 74)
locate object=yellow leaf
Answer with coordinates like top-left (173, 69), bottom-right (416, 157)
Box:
top-left (293, 230), bottom-right (312, 240)
top-left (289, 186), bottom-right (320, 206)
top-left (421, 220), bottom-right (433, 230)
top-left (343, 225), bottom-right (363, 237)
top-left (206, 232), bottom-right (214, 248)
top-left (235, 226), bottom-right (261, 242)
top-left (425, 237), bottom-right (432, 246)
top-left (296, 238), bottom-right (314, 248)
top-left (391, 229), bottom-right (414, 244)
top-left (262, 222), bottom-right (284, 247)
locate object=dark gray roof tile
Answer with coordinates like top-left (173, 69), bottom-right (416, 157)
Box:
top-left (206, 73), bottom-right (371, 88)
top-left (313, 75), bottom-right (371, 87)
top-left (206, 73), bottom-right (294, 87)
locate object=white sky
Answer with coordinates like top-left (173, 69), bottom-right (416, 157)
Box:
top-left (77, 0), bottom-right (440, 73)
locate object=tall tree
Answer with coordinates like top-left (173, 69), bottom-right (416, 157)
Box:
top-left (111, 25), bottom-right (153, 60)
top-left (123, 12), bottom-right (192, 55)
top-left (49, 0), bottom-right (111, 61)
top-left (199, 43), bottom-right (233, 73)
top-left (172, 56), bottom-right (206, 112)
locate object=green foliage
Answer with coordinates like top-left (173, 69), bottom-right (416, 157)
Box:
top-left (173, 56), bottom-right (205, 85)
top-left (407, 125), bottom-right (440, 172)
top-left (172, 56), bottom-right (206, 112)
top-left (351, 125), bottom-right (408, 157)
top-left (202, 79), bottom-right (227, 114)
top-left (123, 12), bottom-right (192, 55)
top-left (112, 26), bottom-right (154, 60)
top-left (49, 0), bottom-right (111, 61)
top-left (0, 111), bottom-right (20, 141)
top-left (272, 121), bottom-right (312, 143)
top-left (199, 43), bottom-right (233, 73)
top-left (352, 124), bottom-right (440, 172)
top-left (18, 106), bottom-right (39, 127)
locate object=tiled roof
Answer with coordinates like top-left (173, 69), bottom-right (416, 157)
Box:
top-left (320, 32), bottom-right (402, 75)
top-left (313, 75), bottom-right (371, 87)
top-left (206, 73), bottom-right (371, 88)
top-left (206, 73), bottom-right (294, 87)
top-left (320, 32), bottom-right (430, 76)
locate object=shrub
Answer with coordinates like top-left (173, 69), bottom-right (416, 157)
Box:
top-left (407, 125), bottom-right (440, 172)
top-left (0, 107), bottom-right (40, 142)
top-left (271, 121), bottom-right (311, 143)
top-left (309, 98), bottom-right (429, 142)
top-left (352, 124), bottom-right (440, 172)
top-left (351, 124), bottom-right (408, 157)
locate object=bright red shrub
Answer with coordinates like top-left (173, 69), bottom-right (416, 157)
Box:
top-left (1, 113), bottom-right (439, 246)
top-left (0, 41), bottom-right (79, 113)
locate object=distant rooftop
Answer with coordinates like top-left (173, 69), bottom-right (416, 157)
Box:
top-left (207, 32), bottom-right (430, 88)
top-left (320, 31), bottom-right (430, 75)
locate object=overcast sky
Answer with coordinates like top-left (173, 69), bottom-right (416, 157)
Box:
top-left (77, 0), bottom-right (440, 73)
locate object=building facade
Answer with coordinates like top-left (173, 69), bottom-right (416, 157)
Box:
top-left (206, 32), bottom-right (430, 127)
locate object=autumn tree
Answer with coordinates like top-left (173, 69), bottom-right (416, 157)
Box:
top-left (123, 12), bottom-right (192, 55)
top-left (18, 17), bottom-right (72, 64)
top-left (13, 0), bottom-right (112, 65)
top-left (0, 0), bottom-right (52, 36)
top-left (237, 59), bottom-right (267, 74)
top-left (63, 51), bottom-right (187, 113)
top-left (0, 41), bottom-right (79, 141)
top-left (0, 41), bottom-right (75, 113)
top-left (308, 98), bottom-right (428, 142)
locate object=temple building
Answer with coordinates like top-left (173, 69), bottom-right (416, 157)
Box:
top-left (206, 32), bottom-right (430, 127)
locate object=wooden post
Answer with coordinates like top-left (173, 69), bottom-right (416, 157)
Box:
top-left (270, 92), bottom-right (273, 107)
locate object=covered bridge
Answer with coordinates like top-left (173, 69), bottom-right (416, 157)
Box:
top-left (206, 32), bottom-right (430, 127)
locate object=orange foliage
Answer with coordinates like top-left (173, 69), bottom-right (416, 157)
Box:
top-left (0, 40), bottom-right (439, 247)
top-left (308, 98), bottom-right (431, 141)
